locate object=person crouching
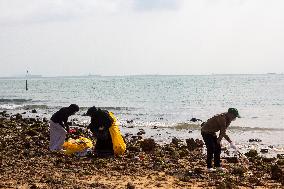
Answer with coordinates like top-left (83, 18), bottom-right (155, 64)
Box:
top-left (86, 106), bottom-right (114, 157)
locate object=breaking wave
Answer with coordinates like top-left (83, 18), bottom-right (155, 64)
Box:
top-left (0, 98), bottom-right (32, 104)
top-left (173, 122), bottom-right (284, 131)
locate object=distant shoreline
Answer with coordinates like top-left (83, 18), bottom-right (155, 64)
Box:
top-left (0, 73), bottom-right (283, 79)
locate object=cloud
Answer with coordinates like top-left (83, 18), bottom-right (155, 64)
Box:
top-left (132, 0), bottom-right (182, 11)
top-left (0, 0), bottom-right (128, 26)
top-left (0, 0), bottom-right (183, 26)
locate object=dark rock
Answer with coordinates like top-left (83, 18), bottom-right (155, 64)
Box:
top-left (277, 154), bottom-right (284, 159)
top-left (249, 138), bottom-right (262, 142)
top-left (245, 149), bottom-right (258, 158)
top-left (262, 157), bottom-right (275, 163)
top-left (277, 159), bottom-right (284, 165)
top-left (31, 109), bottom-right (37, 113)
top-left (260, 149), bottom-right (268, 153)
top-left (190, 118), bottom-right (202, 122)
top-left (15, 113), bottom-right (22, 120)
top-left (126, 120), bottom-right (133, 123)
top-left (140, 138), bottom-right (156, 152)
top-left (232, 166), bottom-right (246, 176)
top-left (271, 164), bottom-right (283, 180)
top-left (126, 182), bottom-right (135, 189)
top-left (186, 138), bottom-right (204, 151)
top-left (224, 156), bottom-right (239, 163)
top-left (43, 117), bottom-right (48, 122)
top-left (137, 130), bottom-right (145, 135)
top-left (30, 184), bottom-right (38, 189)
top-left (171, 137), bottom-right (181, 146)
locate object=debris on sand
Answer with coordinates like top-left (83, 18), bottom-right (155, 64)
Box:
top-left (0, 113), bottom-right (283, 188)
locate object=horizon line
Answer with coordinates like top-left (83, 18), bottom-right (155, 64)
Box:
top-left (0, 72), bottom-right (282, 78)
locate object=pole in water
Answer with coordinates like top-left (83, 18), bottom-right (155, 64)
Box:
top-left (26, 70), bottom-right (28, 91)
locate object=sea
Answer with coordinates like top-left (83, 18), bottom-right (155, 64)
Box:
top-left (1, 74), bottom-right (284, 156)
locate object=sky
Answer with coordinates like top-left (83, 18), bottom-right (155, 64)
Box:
top-left (0, 0), bottom-right (284, 77)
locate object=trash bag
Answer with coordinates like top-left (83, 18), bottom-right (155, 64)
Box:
top-left (62, 137), bottom-right (93, 155)
top-left (108, 112), bottom-right (126, 156)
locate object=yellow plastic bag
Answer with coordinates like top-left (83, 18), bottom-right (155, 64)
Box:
top-left (108, 112), bottom-right (126, 156)
top-left (62, 137), bottom-right (93, 155)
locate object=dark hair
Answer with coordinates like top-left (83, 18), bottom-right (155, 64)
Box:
top-left (68, 104), bottom-right (79, 112)
top-left (86, 106), bottom-right (98, 116)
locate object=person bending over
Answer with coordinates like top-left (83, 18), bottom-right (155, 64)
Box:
top-left (201, 108), bottom-right (240, 172)
top-left (49, 104), bottom-right (79, 151)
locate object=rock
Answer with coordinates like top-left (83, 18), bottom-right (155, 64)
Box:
top-left (186, 138), bottom-right (204, 151)
top-left (126, 120), bottom-right (133, 123)
top-left (126, 182), bottom-right (135, 189)
top-left (245, 149), bottom-right (258, 158)
top-left (224, 156), bottom-right (238, 163)
top-left (232, 166), bottom-right (246, 176)
top-left (277, 154), bottom-right (284, 159)
top-left (171, 137), bottom-right (181, 146)
top-left (249, 138), bottom-right (262, 142)
top-left (260, 149), bottom-right (268, 153)
top-left (140, 138), bottom-right (156, 152)
top-left (31, 109), bottom-right (37, 113)
top-left (137, 130), bottom-right (145, 135)
top-left (271, 164), bottom-right (283, 180)
top-left (277, 159), bottom-right (284, 165)
top-left (262, 157), bottom-right (275, 163)
top-left (190, 118), bottom-right (202, 122)
top-left (15, 113), bottom-right (22, 120)
top-left (43, 117), bottom-right (48, 122)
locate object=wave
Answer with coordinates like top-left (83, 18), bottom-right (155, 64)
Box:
top-left (173, 122), bottom-right (284, 131)
top-left (0, 104), bottom-right (23, 110)
top-left (0, 98), bottom-right (32, 104)
top-left (21, 105), bottom-right (49, 109)
top-left (79, 106), bottom-right (135, 111)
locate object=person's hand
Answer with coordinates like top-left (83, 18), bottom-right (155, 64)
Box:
top-left (230, 142), bottom-right (237, 150)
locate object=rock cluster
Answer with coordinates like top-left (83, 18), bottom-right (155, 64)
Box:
top-left (0, 112), bottom-right (284, 188)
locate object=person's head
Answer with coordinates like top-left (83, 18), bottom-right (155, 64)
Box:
top-left (86, 106), bottom-right (98, 117)
top-left (227, 108), bottom-right (241, 121)
top-left (68, 104), bottom-right (79, 115)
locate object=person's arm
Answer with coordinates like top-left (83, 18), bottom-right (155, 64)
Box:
top-left (62, 115), bottom-right (69, 132)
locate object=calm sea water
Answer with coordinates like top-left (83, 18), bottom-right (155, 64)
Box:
top-left (0, 74), bottom-right (283, 130)
top-left (1, 74), bottom-right (284, 153)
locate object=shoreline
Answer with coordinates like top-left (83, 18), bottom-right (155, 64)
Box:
top-left (2, 109), bottom-right (284, 157)
top-left (1, 112), bottom-right (284, 188)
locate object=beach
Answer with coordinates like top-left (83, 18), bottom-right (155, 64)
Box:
top-left (1, 111), bottom-right (284, 189)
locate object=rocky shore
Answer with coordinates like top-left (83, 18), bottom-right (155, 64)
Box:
top-left (0, 111), bottom-right (284, 189)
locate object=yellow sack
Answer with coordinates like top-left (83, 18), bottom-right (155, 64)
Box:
top-left (108, 112), bottom-right (126, 156)
top-left (62, 137), bottom-right (93, 155)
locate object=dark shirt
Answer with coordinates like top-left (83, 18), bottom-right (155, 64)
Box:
top-left (88, 110), bottom-right (113, 140)
top-left (50, 107), bottom-right (70, 127)
top-left (201, 113), bottom-right (232, 140)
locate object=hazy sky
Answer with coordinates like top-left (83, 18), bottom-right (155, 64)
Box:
top-left (0, 0), bottom-right (284, 76)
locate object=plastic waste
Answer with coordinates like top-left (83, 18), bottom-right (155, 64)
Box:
top-left (108, 112), bottom-right (126, 156)
top-left (62, 137), bottom-right (93, 155)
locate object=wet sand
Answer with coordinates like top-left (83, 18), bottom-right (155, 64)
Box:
top-left (0, 111), bottom-right (284, 188)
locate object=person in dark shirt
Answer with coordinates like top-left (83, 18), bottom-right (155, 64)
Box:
top-left (201, 108), bottom-right (240, 172)
top-left (49, 104), bottom-right (79, 151)
top-left (86, 106), bottom-right (114, 157)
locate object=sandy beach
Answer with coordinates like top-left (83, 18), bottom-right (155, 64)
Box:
top-left (1, 111), bottom-right (284, 189)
